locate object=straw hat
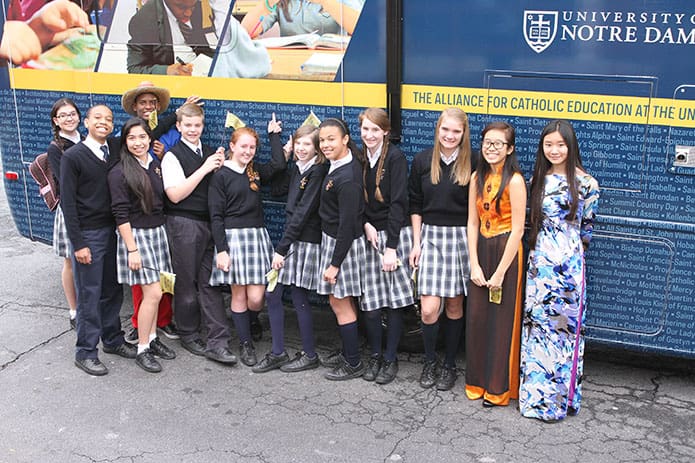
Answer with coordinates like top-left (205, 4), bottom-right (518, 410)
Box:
top-left (121, 81), bottom-right (171, 116)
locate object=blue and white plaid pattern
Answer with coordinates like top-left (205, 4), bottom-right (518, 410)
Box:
top-left (417, 224), bottom-right (470, 298)
top-left (52, 205), bottom-right (71, 258)
top-left (277, 240), bottom-right (321, 290)
top-left (209, 227), bottom-right (273, 286)
top-left (116, 225), bottom-right (173, 286)
top-left (361, 227), bottom-right (415, 311)
top-left (316, 233), bottom-right (366, 298)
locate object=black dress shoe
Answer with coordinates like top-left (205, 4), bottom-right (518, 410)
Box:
top-left (436, 366), bottom-right (457, 391)
top-left (124, 327), bottom-right (138, 344)
top-left (239, 341), bottom-right (257, 366)
top-left (252, 351), bottom-right (290, 373)
top-left (75, 358), bottom-right (108, 376)
top-left (419, 359), bottom-right (439, 389)
top-left (482, 399), bottom-right (496, 408)
top-left (205, 347), bottom-right (238, 365)
top-left (149, 337), bottom-right (176, 360)
top-left (136, 349), bottom-right (162, 373)
top-left (103, 342), bottom-right (137, 359)
top-left (363, 354), bottom-right (382, 382)
top-left (320, 349), bottom-right (343, 368)
top-left (280, 351), bottom-right (320, 373)
top-left (250, 319), bottom-right (263, 342)
top-left (375, 359), bottom-right (399, 385)
top-left (158, 323), bottom-right (180, 340)
top-left (180, 338), bottom-right (206, 357)
top-left (324, 356), bottom-right (364, 381)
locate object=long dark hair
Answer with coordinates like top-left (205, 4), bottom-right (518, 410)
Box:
top-left (476, 121), bottom-right (521, 214)
top-left (318, 117), bottom-right (362, 164)
top-left (50, 98), bottom-right (81, 150)
top-left (120, 118), bottom-right (155, 215)
top-left (358, 107), bottom-right (391, 203)
top-left (528, 119), bottom-right (585, 249)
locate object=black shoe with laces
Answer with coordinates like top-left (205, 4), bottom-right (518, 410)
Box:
top-left (320, 349), bottom-right (343, 368)
top-left (252, 351), bottom-right (289, 373)
top-left (324, 356), bottom-right (365, 381)
top-left (363, 354), bottom-right (382, 382)
top-left (419, 359), bottom-right (439, 389)
top-left (158, 323), bottom-right (180, 340)
top-left (280, 351), bottom-right (320, 373)
top-left (103, 342), bottom-right (137, 359)
top-left (375, 359), bottom-right (399, 385)
top-left (149, 337), bottom-right (176, 360)
top-left (136, 349), bottom-right (162, 373)
top-left (239, 341), bottom-right (257, 366)
top-left (436, 365), bottom-right (457, 391)
top-left (180, 338), bottom-right (206, 357)
top-left (124, 327), bottom-right (138, 344)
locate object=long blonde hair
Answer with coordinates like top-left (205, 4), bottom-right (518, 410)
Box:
top-left (358, 107), bottom-right (391, 203)
top-left (430, 107), bottom-right (472, 186)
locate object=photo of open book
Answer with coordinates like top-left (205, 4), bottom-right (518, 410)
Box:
top-left (300, 52), bottom-right (343, 75)
top-left (254, 32), bottom-right (350, 50)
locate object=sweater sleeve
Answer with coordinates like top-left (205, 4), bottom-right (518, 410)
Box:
top-left (59, 152), bottom-right (85, 251)
top-left (408, 152), bottom-right (425, 216)
top-left (107, 164), bottom-right (131, 226)
top-left (208, 171), bottom-right (230, 253)
top-left (46, 141), bottom-right (62, 189)
top-left (257, 132), bottom-right (288, 184)
top-left (385, 149), bottom-right (409, 249)
top-left (331, 181), bottom-right (362, 267)
top-left (276, 167), bottom-right (322, 256)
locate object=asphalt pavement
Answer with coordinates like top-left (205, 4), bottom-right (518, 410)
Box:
top-left (1, 174), bottom-right (695, 463)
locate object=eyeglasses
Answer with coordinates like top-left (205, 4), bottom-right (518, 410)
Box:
top-left (56, 111), bottom-right (78, 120)
top-left (482, 139), bottom-right (508, 150)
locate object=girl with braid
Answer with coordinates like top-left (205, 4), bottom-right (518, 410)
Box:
top-left (208, 123), bottom-right (286, 367)
top-left (359, 108), bottom-right (414, 385)
top-left (47, 98), bottom-right (83, 330)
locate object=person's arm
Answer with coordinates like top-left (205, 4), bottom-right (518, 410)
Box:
top-left (467, 173), bottom-right (484, 287)
top-left (408, 153), bottom-right (424, 269)
top-left (241, 0), bottom-right (279, 38)
top-left (276, 166), bottom-right (323, 256)
top-left (330, 181), bottom-right (361, 267)
top-left (163, 148), bottom-right (224, 203)
top-left (27, 0), bottom-right (89, 48)
top-left (46, 141), bottom-right (62, 188)
top-left (384, 149), bottom-right (408, 247)
top-left (580, 175), bottom-right (600, 251)
top-left (307, 0), bottom-right (361, 34)
top-left (59, 152), bottom-right (90, 262)
top-left (487, 174), bottom-right (527, 289)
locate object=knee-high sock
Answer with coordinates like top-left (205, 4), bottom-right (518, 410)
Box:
top-left (231, 310), bottom-right (251, 344)
top-left (363, 309), bottom-right (383, 357)
top-left (266, 285), bottom-right (285, 355)
top-left (422, 320), bottom-right (439, 363)
top-left (338, 321), bottom-right (360, 367)
top-left (444, 317), bottom-right (463, 368)
top-left (384, 309), bottom-right (404, 362)
top-left (291, 286), bottom-right (316, 358)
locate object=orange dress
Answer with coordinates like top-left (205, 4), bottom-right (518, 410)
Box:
top-left (464, 169), bottom-right (524, 405)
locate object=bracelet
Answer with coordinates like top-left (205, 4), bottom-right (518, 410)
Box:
top-left (128, 249), bottom-right (138, 253)
top-left (265, 0), bottom-right (276, 12)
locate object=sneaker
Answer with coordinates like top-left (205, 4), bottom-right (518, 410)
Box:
top-left (149, 337), bottom-right (176, 360)
top-left (363, 354), bottom-right (382, 382)
top-left (324, 356), bottom-right (365, 381)
top-left (320, 349), bottom-right (343, 368)
top-left (375, 359), bottom-right (399, 385)
top-left (239, 341), bottom-right (257, 367)
top-left (102, 342), bottom-right (137, 359)
top-left (180, 338), bottom-right (206, 357)
top-left (250, 319), bottom-right (263, 342)
top-left (135, 349), bottom-right (162, 373)
top-left (436, 365), bottom-right (457, 391)
top-left (158, 323), bottom-right (180, 340)
top-left (280, 351), bottom-right (320, 373)
top-left (252, 351), bottom-right (290, 373)
top-left (419, 359), bottom-right (439, 389)
top-left (124, 327), bottom-right (139, 344)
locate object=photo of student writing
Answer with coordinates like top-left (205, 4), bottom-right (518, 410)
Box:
top-left (126, 0), bottom-right (270, 77)
top-left (241, 0), bottom-right (364, 38)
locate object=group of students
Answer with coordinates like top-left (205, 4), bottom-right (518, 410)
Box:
top-left (48, 88), bottom-right (599, 423)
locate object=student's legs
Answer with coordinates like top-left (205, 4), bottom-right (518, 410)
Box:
top-left (331, 295), bottom-right (360, 367)
top-left (266, 284), bottom-right (285, 355)
top-left (130, 284), bottom-right (143, 328)
top-left (363, 308), bottom-right (383, 357)
top-left (291, 286), bottom-right (316, 357)
top-left (443, 295), bottom-right (464, 368)
top-left (384, 308), bottom-right (404, 362)
top-left (156, 293), bottom-right (174, 328)
top-left (197, 233), bottom-right (229, 351)
top-left (62, 258), bottom-right (77, 311)
top-left (420, 295), bottom-right (441, 362)
top-left (137, 282), bottom-right (162, 349)
top-left (231, 285), bottom-right (252, 344)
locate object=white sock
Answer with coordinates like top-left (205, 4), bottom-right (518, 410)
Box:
top-left (69, 310), bottom-right (77, 320)
top-left (137, 343), bottom-right (149, 355)
top-left (149, 332), bottom-right (157, 343)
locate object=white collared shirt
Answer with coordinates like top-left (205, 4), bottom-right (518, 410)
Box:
top-left (83, 136), bottom-right (109, 161)
top-left (59, 131), bottom-right (81, 145)
top-left (440, 148), bottom-right (459, 166)
top-left (162, 2), bottom-right (197, 62)
top-left (328, 151), bottom-right (353, 174)
top-left (223, 159), bottom-right (246, 174)
top-left (367, 143), bottom-right (383, 169)
top-left (136, 155), bottom-right (152, 169)
top-left (161, 139), bottom-right (204, 190)
top-left (296, 156), bottom-right (317, 175)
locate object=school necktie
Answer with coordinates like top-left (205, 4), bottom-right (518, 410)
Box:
top-left (196, 148), bottom-right (202, 157)
top-left (100, 145), bottom-right (109, 162)
top-left (178, 20), bottom-right (194, 45)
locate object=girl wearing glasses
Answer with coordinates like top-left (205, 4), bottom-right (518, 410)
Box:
top-left (408, 107), bottom-right (475, 391)
top-left (465, 121), bottom-right (526, 407)
top-left (48, 98), bottom-right (83, 330)
top-left (519, 120), bottom-right (599, 422)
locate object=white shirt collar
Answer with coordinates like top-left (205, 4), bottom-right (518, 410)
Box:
top-left (59, 131), bottom-right (81, 144)
top-left (440, 148), bottom-right (459, 166)
top-left (181, 138), bottom-right (203, 155)
top-left (328, 151), bottom-right (353, 174)
top-left (367, 143), bottom-right (383, 169)
top-left (296, 156), bottom-right (317, 175)
top-left (84, 136), bottom-right (108, 161)
top-left (136, 155), bottom-right (152, 169)
top-left (223, 159), bottom-right (246, 174)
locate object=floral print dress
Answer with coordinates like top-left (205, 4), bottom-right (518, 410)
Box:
top-left (519, 172), bottom-right (600, 422)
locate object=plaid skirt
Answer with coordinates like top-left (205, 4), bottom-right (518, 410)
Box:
top-left (417, 224), bottom-right (470, 298)
top-left (52, 204), bottom-right (71, 258)
top-left (116, 225), bottom-right (173, 286)
top-left (361, 227), bottom-right (415, 311)
top-left (277, 240), bottom-right (321, 290)
top-left (209, 227), bottom-right (273, 286)
top-left (316, 232), bottom-right (366, 298)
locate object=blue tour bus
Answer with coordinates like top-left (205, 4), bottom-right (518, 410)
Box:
top-left (1, 0), bottom-right (695, 357)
